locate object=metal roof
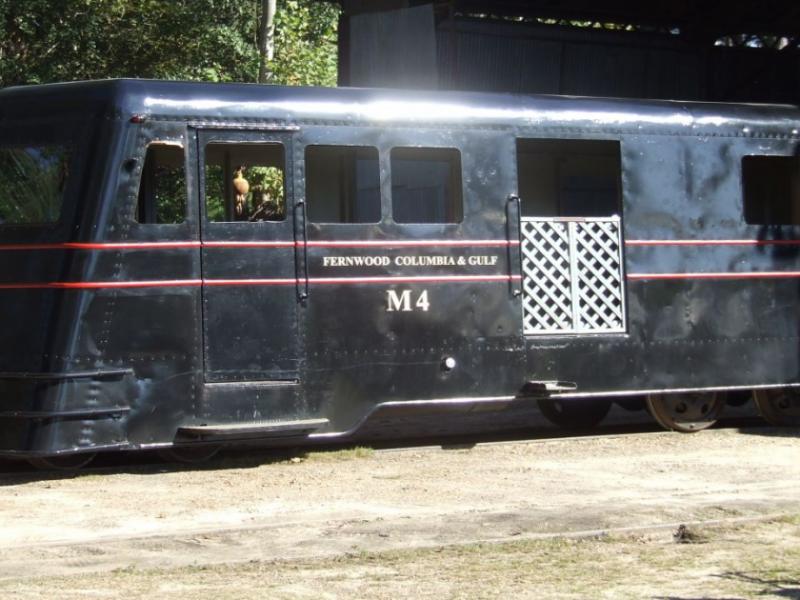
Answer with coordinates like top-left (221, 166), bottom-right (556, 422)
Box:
top-left (1, 79), bottom-right (797, 138)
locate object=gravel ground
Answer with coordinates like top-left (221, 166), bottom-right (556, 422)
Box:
top-left (0, 425), bottom-right (798, 598)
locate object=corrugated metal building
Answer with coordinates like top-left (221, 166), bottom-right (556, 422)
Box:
top-left (333, 1), bottom-right (800, 103)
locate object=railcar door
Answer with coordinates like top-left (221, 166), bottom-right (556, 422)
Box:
top-left (197, 130), bottom-right (302, 382)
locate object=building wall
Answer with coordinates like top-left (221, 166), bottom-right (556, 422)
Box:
top-left (342, 8), bottom-right (800, 103)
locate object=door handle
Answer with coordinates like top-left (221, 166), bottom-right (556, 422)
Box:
top-left (294, 199), bottom-right (309, 301)
top-left (506, 194), bottom-right (522, 298)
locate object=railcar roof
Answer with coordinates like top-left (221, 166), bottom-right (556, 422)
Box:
top-left (0, 78), bottom-right (798, 137)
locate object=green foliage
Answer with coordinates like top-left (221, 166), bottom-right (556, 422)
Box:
top-left (271, 0), bottom-right (339, 86)
top-left (247, 165), bottom-right (286, 218)
top-left (0, 146), bottom-right (69, 224)
top-left (204, 165), bottom-right (228, 222)
top-left (0, 0), bottom-right (340, 87)
top-left (151, 166), bottom-right (186, 224)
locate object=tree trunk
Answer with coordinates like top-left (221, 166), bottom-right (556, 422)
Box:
top-left (258, 0), bottom-right (277, 83)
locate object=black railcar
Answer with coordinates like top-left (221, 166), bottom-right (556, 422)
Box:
top-left (0, 80), bottom-right (798, 468)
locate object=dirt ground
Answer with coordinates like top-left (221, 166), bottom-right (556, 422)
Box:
top-left (0, 426), bottom-right (798, 598)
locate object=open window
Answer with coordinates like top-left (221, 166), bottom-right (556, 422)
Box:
top-left (204, 142), bottom-right (286, 222)
top-left (306, 145), bottom-right (380, 223)
top-left (516, 139), bottom-right (621, 217)
top-left (742, 155), bottom-right (800, 225)
top-left (391, 147), bottom-right (463, 223)
top-left (136, 143), bottom-right (186, 224)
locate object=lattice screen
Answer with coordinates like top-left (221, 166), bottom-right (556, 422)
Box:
top-left (520, 217), bottom-right (626, 335)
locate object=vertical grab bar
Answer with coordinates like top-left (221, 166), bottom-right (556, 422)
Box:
top-left (294, 199), bottom-right (309, 301)
top-left (505, 194), bottom-right (522, 298)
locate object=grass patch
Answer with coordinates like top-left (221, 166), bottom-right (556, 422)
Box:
top-left (3, 514), bottom-right (798, 600)
top-left (298, 446), bottom-right (375, 462)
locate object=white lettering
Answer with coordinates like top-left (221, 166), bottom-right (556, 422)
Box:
top-left (323, 255), bottom-right (390, 267)
top-left (467, 255), bottom-right (500, 266)
top-left (394, 256), bottom-right (456, 267)
top-left (415, 290), bottom-right (430, 311)
top-left (386, 290), bottom-right (413, 312)
top-left (387, 289), bottom-right (431, 312)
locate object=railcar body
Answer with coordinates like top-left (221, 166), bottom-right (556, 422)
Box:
top-left (0, 79), bottom-right (798, 466)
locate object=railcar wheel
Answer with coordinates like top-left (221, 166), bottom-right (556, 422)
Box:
top-left (537, 398), bottom-right (612, 429)
top-left (157, 444), bottom-right (221, 464)
top-left (27, 453), bottom-right (96, 471)
top-left (753, 389), bottom-right (800, 427)
top-left (646, 392), bottom-right (725, 433)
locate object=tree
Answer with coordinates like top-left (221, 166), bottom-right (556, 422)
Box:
top-left (258, 0), bottom-right (277, 83)
top-left (0, 0), bottom-right (340, 87)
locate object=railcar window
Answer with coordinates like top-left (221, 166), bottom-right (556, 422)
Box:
top-left (391, 147), bottom-right (463, 223)
top-left (516, 139), bottom-right (621, 217)
top-left (136, 143), bottom-right (186, 224)
top-left (0, 145), bottom-right (70, 225)
top-left (306, 145), bottom-right (380, 223)
top-left (204, 142), bottom-right (286, 222)
top-left (742, 155), bottom-right (800, 225)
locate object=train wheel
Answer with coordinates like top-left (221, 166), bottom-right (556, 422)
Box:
top-left (537, 398), bottom-right (612, 429)
top-left (646, 392), bottom-right (725, 433)
top-left (157, 444), bottom-right (221, 464)
top-left (27, 453), bottom-right (96, 471)
top-left (753, 389), bottom-right (800, 427)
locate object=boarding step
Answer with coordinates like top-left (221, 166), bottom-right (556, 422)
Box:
top-left (519, 380), bottom-right (578, 397)
top-left (177, 418), bottom-right (329, 441)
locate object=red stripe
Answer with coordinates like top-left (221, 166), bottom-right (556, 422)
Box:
top-left (0, 279), bottom-right (203, 290)
top-left (309, 274), bottom-right (521, 284)
top-left (626, 239), bottom-right (800, 246)
top-left (0, 241), bottom-right (201, 251)
top-left (65, 241), bottom-right (202, 250)
top-left (5, 271), bottom-right (800, 287)
top-left (7, 238), bottom-right (800, 250)
top-left (305, 239), bottom-right (520, 248)
top-left (0, 275), bottom-right (519, 289)
top-left (203, 278), bottom-right (297, 286)
top-left (628, 271), bottom-right (800, 280)
top-left (0, 239), bottom-right (519, 251)
top-left (202, 241), bottom-right (295, 248)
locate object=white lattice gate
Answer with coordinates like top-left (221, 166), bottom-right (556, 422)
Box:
top-left (520, 217), bottom-right (627, 335)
